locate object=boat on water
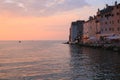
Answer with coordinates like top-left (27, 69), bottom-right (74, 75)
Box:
top-left (19, 41), bottom-right (21, 43)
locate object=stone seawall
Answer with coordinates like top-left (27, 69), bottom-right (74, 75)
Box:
top-left (68, 42), bottom-right (120, 52)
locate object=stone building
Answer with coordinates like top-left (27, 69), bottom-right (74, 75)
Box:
top-left (83, 1), bottom-right (120, 43)
top-left (97, 1), bottom-right (120, 37)
top-left (69, 20), bottom-right (85, 43)
top-left (69, 1), bottom-right (120, 44)
top-left (83, 16), bottom-right (100, 43)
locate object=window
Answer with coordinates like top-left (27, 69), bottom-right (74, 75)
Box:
top-left (112, 28), bottom-right (114, 31)
top-left (118, 20), bottom-right (120, 23)
top-left (118, 27), bottom-right (120, 31)
top-left (105, 28), bottom-right (107, 31)
top-left (112, 21), bottom-right (114, 24)
top-left (105, 22), bottom-right (107, 24)
top-left (101, 15), bottom-right (103, 18)
top-left (101, 29), bottom-right (103, 32)
top-left (117, 6), bottom-right (119, 9)
top-left (117, 12), bottom-right (120, 15)
top-left (110, 21), bottom-right (111, 24)
top-left (109, 28), bottom-right (111, 31)
top-left (111, 14), bottom-right (114, 17)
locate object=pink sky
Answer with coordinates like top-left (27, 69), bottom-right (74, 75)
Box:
top-left (0, 0), bottom-right (119, 40)
top-left (0, 12), bottom-right (80, 40)
top-left (0, 11), bottom-right (95, 40)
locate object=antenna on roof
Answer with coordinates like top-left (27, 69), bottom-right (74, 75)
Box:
top-left (106, 4), bottom-right (108, 8)
top-left (115, 1), bottom-right (117, 5)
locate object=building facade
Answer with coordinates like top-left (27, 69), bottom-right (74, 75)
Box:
top-left (69, 20), bottom-right (85, 43)
top-left (97, 2), bottom-right (120, 37)
top-left (69, 1), bottom-right (120, 44)
top-left (83, 1), bottom-right (120, 43)
top-left (83, 16), bottom-right (101, 43)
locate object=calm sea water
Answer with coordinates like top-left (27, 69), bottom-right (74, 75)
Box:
top-left (0, 41), bottom-right (120, 80)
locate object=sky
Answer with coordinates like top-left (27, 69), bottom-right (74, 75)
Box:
top-left (0, 0), bottom-right (120, 40)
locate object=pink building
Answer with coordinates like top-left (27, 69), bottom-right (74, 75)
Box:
top-left (69, 1), bottom-right (120, 44)
top-left (83, 16), bottom-right (100, 43)
top-left (97, 1), bottom-right (120, 37)
top-left (83, 1), bottom-right (120, 43)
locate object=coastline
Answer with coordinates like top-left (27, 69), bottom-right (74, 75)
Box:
top-left (68, 1), bottom-right (120, 52)
top-left (66, 42), bottom-right (120, 52)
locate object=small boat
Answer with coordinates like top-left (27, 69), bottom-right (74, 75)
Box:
top-left (19, 41), bottom-right (21, 43)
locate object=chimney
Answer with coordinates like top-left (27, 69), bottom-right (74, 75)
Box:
top-left (98, 8), bottom-right (100, 12)
top-left (89, 16), bottom-right (93, 20)
top-left (106, 4), bottom-right (108, 8)
top-left (115, 1), bottom-right (117, 6)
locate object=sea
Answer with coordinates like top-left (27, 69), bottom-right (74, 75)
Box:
top-left (0, 41), bottom-right (120, 80)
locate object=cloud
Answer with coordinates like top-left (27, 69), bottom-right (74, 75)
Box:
top-left (4, 0), bottom-right (14, 3)
top-left (0, 0), bottom-right (89, 16)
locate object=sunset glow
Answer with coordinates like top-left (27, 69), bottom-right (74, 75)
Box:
top-left (0, 0), bottom-right (120, 40)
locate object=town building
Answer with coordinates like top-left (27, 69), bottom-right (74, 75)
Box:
top-left (95, 1), bottom-right (120, 44)
top-left (83, 16), bottom-right (100, 43)
top-left (69, 20), bottom-right (85, 43)
top-left (69, 1), bottom-right (120, 44)
top-left (97, 2), bottom-right (120, 37)
top-left (83, 1), bottom-right (120, 43)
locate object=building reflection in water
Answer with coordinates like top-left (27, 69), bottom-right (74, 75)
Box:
top-left (68, 45), bottom-right (120, 80)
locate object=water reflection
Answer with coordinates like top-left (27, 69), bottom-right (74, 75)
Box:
top-left (69, 45), bottom-right (120, 80)
top-left (0, 41), bottom-right (120, 80)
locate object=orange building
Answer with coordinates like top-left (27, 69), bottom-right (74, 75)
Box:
top-left (83, 16), bottom-right (100, 43)
top-left (97, 1), bottom-right (120, 36)
top-left (83, 1), bottom-right (120, 43)
top-left (69, 1), bottom-right (120, 44)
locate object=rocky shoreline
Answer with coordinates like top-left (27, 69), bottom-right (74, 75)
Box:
top-left (66, 42), bottom-right (120, 52)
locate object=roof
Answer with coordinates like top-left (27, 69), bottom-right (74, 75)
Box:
top-left (100, 6), bottom-right (114, 14)
top-left (71, 20), bottom-right (85, 26)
